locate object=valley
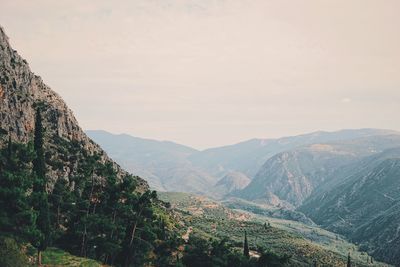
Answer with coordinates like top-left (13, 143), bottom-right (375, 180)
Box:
top-left (89, 129), bottom-right (400, 266)
top-left (158, 192), bottom-right (388, 267)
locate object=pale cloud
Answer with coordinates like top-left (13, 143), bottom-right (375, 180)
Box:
top-left (341, 98), bottom-right (352, 104)
top-left (0, 0), bottom-right (399, 149)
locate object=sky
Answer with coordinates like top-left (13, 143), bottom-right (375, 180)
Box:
top-left (1, 0), bottom-right (399, 149)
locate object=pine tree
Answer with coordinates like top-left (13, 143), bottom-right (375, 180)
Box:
top-left (31, 108), bottom-right (51, 266)
top-left (122, 190), bottom-right (158, 267)
top-left (49, 178), bottom-right (74, 242)
top-left (0, 135), bottom-right (36, 240)
top-left (77, 156), bottom-right (99, 258)
top-left (243, 230), bottom-right (249, 258)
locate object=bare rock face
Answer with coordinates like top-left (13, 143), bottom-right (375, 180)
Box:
top-left (209, 171), bottom-right (251, 199)
top-left (0, 26), bottom-right (147, 190)
top-left (235, 148), bottom-right (356, 208)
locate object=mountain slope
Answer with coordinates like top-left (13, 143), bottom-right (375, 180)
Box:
top-left (352, 202), bottom-right (400, 265)
top-left (300, 147), bottom-right (400, 222)
top-left (299, 149), bottom-right (400, 266)
top-left (236, 136), bottom-right (400, 207)
top-left (158, 192), bottom-right (390, 267)
top-left (235, 146), bottom-right (356, 208)
top-left (209, 171), bottom-right (251, 199)
top-left (86, 130), bottom-right (217, 192)
top-left (0, 26), bottom-right (147, 189)
top-left (86, 130), bottom-right (198, 190)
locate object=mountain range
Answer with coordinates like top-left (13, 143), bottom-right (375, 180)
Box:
top-left (87, 129), bottom-right (400, 201)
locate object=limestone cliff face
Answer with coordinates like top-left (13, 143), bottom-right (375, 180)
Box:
top-left (0, 26), bottom-right (147, 190)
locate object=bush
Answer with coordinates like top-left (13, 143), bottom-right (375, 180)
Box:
top-left (0, 237), bottom-right (29, 267)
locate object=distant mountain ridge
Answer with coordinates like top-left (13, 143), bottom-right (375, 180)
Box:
top-left (87, 129), bottom-right (400, 197)
top-left (188, 128), bottom-right (400, 178)
top-left (86, 130), bottom-right (212, 192)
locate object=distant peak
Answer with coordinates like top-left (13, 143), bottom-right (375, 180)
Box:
top-left (0, 25), bottom-right (10, 47)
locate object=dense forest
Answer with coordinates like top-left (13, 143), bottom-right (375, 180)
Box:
top-left (0, 108), bottom-right (179, 266)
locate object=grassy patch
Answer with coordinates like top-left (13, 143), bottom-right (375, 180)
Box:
top-left (42, 248), bottom-right (102, 267)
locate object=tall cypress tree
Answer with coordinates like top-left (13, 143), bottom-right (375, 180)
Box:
top-left (347, 252), bottom-right (351, 267)
top-left (33, 107), bottom-right (46, 180)
top-left (243, 230), bottom-right (249, 258)
top-left (32, 107), bottom-right (51, 266)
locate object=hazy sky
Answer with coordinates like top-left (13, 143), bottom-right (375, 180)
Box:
top-left (1, 0), bottom-right (399, 149)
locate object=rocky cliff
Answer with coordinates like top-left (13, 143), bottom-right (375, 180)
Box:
top-left (0, 26), bottom-right (147, 190)
top-left (209, 171), bottom-right (251, 199)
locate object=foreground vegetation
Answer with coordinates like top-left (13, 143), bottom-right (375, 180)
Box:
top-left (159, 192), bottom-right (390, 267)
top-left (42, 248), bottom-right (102, 267)
top-left (0, 238), bottom-right (102, 267)
top-left (0, 108), bottom-right (182, 266)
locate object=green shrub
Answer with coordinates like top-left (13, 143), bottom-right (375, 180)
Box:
top-left (0, 237), bottom-right (29, 267)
